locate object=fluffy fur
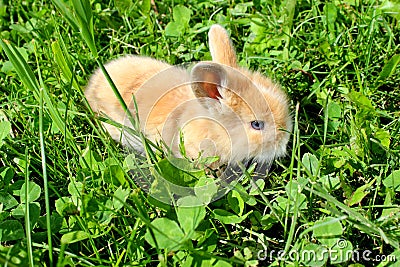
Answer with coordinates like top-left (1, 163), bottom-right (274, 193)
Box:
top-left (85, 25), bottom-right (292, 167)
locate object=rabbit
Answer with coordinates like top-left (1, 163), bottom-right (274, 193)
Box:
top-left (85, 24), bottom-right (292, 167)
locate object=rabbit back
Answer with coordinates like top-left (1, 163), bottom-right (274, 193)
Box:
top-left (85, 56), bottom-right (193, 150)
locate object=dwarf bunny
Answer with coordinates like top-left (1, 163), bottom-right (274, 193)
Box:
top-left (85, 25), bottom-right (292, 167)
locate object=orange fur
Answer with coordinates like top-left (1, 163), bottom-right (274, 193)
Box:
top-left (85, 25), bottom-right (292, 167)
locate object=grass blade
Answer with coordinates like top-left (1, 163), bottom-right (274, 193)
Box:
top-left (52, 0), bottom-right (97, 57)
top-left (39, 87), bottom-right (53, 266)
top-left (282, 0), bottom-right (297, 47)
top-left (283, 103), bottom-right (300, 254)
top-left (51, 0), bottom-right (79, 31)
top-left (0, 40), bottom-right (39, 91)
top-left (24, 148), bottom-right (34, 267)
top-left (379, 54), bottom-right (400, 80)
top-left (51, 39), bottom-right (80, 90)
top-left (70, 0), bottom-right (98, 57)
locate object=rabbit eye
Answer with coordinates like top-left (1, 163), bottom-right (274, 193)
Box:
top-left (251, 120), bottom-right (265, 130)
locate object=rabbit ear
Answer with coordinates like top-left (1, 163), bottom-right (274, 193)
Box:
top-left (191, 62), bottom-right (227, 100)
top-left (208, 24), bottom-right (238, 67)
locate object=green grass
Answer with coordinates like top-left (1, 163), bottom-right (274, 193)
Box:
top-left (1, 0), bottom-right (399, 266)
